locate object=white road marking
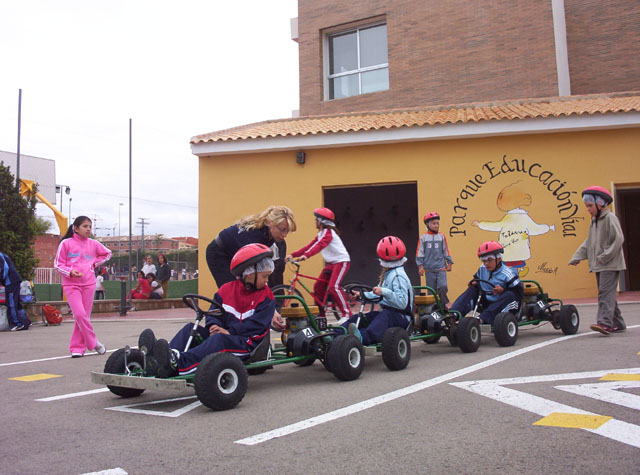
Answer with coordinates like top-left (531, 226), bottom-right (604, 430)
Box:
top-left (0, 350), bottom-right (116, 367)
top-left (79, 468), bottom-right (127, 475)
top-left (555, 380), bottom-right (640, 410)
top-left (235, 328), bottom-right (600, 445)
top-left (451, 368), bottom-right (640, 448)
top-left (37, 388), bottom-right (110, 401)
top-left (105, 395), bottom-right (202, 417)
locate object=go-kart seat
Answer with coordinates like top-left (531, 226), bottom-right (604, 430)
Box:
top-left (243, 332), bottom-right (271, 364)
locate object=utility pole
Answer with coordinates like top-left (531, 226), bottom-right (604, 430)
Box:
top-left (136, 217), bottom-right (149, 258)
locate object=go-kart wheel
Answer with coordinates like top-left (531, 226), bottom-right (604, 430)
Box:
top-left (558, 304), bottom-right (579, 335)
top-left (423, 335), bottom-right (441, 344)
top-left (382, 327), bottom-right (411, 371)
top-left (195, 353), bottom-right (248, 411)
top-left (457, 317), bottom-right (481, 353)
top-left (327, 335), bottom-right (365, 381)
top-left (446, 326), bottom-right (458, 347)
top-left (104, 348), bottom-right (146, 398)
top-left (294, 357), bottom-right (315, 367)
top-left (493, 312), bottom-right (518, 347)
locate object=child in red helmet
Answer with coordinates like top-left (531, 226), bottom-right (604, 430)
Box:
top-left (416, 212), bottom-right (454, 306)
top-left (449, 241), bottom-right (522, 324)
top-left (339, 236), bottom-right (414, 345)
top-left (142, 244), bottom-right (276, 378)
top-left (287, 207), bottom-right (352, 319)
top-left (570, 186), bottom-right (626, 335)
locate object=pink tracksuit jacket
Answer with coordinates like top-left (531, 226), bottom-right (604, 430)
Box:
top-left (54, 233), bottom-right (112, 286)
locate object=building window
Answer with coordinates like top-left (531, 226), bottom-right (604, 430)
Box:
top-left (327, 23), bottom-right (388, 100)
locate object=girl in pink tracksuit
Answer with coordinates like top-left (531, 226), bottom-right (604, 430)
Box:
top-left (287, 207), bottom-right (352, 319)
top-left (54, 216), bottom-right (112, 357)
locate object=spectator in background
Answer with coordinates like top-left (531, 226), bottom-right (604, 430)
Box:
top-left (181, 268), bottom-right (186, 280)
top-left (141, 255), bottom-right (156, 276)
top-left (0, 251), bottom-right (29, 331)
top-left (95, 270), bottom-right (105, 300)
top-left (131, 270), bottom-right (151, 299)
top-left (156, 253), bottom-right (171, 299)
top-left (147, 273), bottom-right (163, 299)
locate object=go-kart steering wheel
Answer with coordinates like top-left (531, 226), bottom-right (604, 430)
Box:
top-left (469, 278), bottom-right (500, 295)
top-left (347, 284), bottom-right (383, 303)
top-left (182, 293), bottom-right (224, 318)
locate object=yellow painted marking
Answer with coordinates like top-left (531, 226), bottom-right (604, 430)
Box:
top-left (600, 373), bottom-right (640, 381)
top-left (9, 373), bottom-right (63, 382)
top-left (533, 412), bottom-right (612, 429)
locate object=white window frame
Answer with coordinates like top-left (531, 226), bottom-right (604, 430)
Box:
top-left (324, 21), bottom-right (388, 101)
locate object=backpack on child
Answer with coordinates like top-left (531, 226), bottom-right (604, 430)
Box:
top-left (19, 281), bottom-right (35, 303)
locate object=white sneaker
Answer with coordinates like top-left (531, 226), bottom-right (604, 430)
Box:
top-left (94, 341), bottom-right (106, 355)
top-left (71, 352), bottom-right (83, 358)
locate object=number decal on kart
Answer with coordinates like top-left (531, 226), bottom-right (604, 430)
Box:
top-left (431, 312), bottom-right (441, 320)
top-left (537, 300), bottom-right (546, 308)
top-left (302, 327), bottom-right (314, 338)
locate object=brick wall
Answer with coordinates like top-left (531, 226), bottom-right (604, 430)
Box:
top-left (565, 0), bottom-right (640, 95)
top-left (298, 0), bottom-right (559, 116)
top-left (33, 233), bottom-right (60, 268)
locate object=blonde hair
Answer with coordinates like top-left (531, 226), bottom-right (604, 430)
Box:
top-left (378, 267), bottom-right (389, 286)
top-left (237, 205), bottom-right (297, 233)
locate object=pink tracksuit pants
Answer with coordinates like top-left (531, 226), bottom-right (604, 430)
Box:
top-left (64, 284), bottom-right (98, 355)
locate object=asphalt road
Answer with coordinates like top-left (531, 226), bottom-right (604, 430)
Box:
top-left (1, 303), bottom-right (639, 475)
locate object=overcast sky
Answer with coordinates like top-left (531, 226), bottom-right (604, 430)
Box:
top-left (0, 0), bottom-right (299, 238)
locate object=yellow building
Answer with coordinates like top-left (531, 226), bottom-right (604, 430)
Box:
top-left (192, 94), bottom-right (640, 300)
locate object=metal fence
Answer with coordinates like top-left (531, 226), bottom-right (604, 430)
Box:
top-left (34, 268), bottom-right (62, 284)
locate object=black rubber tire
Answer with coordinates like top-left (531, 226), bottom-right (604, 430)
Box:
top-left (446, 326), bottom-right (458, 347)
top-left (457, 318), bottom-right (481, 353)
top-left (271, 284), bottom-right (304, 312)
top-left (194, 353), bottom-right (248, 411)
top-left (493, 312), bottom-right (518, 347)
top-left (381, 327), bottom-right (411, 371)
top-left (294, 357), bottom-right (315, 367)
top-left (327, 335), bottom-right (365, 381)
top-left (423, 335), bottom-right (441, 344)
top-left (104, 348), bottom-right (146, 398)
top-left (558, 304), bottom-right (580, 335)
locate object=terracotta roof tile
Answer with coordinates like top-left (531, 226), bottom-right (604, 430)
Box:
top-left (191, 92), bottom-right (640, 144)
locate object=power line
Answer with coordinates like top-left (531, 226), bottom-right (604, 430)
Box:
top-left (71, 188), bottom-right (198, 209)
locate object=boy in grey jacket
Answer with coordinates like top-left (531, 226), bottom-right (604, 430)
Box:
top-left (570, 186), bottom-right (626, 335)
top-left (416, 212), bottom-right (453, 306)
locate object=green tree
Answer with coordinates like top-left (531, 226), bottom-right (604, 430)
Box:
top-left (0, 161), bottom-right (39, 279)
top-left (33, 216), bottom-right (53, 235)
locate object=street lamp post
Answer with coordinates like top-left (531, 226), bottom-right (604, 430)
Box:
top-left (68, 198), bottom-right (72, 221)
top-left (56, 184), bottom-right (70, 212)
top-left (118, 202), bottom-right (124, 272)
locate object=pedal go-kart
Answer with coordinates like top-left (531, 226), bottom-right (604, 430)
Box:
top-left (325, 284), bottom-right (481, 373)
top-left (451, 278), bottom-right (580, 347)
top-left (91, 293), bottom-right (365, 411)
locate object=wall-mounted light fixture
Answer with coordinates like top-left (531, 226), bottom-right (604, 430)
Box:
top-left (296, 151), bottom-right (306, 165)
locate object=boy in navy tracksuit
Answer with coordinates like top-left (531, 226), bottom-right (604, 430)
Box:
top-left (144, 244), bottom-right (277, 378)
top-left (450, 241), bottom-right (522, 325)
top-left (0, 251), bottom-right (28, 331)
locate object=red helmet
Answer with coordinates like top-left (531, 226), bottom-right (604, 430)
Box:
top-left (477, 241), bottom-right (503, 258)
top-left (314, 207), bottom-right (335, 221)
top-left (230, 244), bottom-right (273, 277)
top-left (377, 236), bottom-right (406, 261)
top-left (582, 186), bottom-right (612, 205)
top-left (423, 212), bottom-right (440, 225)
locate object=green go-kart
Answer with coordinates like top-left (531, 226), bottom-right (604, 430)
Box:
top-left (91, 293), bottom-right (365, 411)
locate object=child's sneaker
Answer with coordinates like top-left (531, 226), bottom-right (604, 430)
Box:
top-left (10, 324), bottom-right (24, 332)
top-left (590, 323), bottom-right (611, 335)
top-left (138, 328), bottom-right (156, 355)
top-left (71, 352), bottom-right (84, 358)
top-left (611, 325), bottom-right (626, 333)
top-left (153, 339), bottom-right (178, 378)
top-left (347, 323), bottom-right (362, 343)
top-left (94, 341), bottom-right (106, 354)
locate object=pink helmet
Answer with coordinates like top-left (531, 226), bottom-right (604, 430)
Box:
top-left (423, 212), bottom-right (440, 226)
top-left (377, 236), bottom-right (406, 261)
top-left (582, 186), bottom-right (612, 205)
top-left (477, 241), bottom-right (503, 258)
top-left (313, 207), bottom-right (335, 221)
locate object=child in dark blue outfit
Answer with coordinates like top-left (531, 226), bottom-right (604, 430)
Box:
top-left (449, 241), bottom-right (522, 324)
top-left (142, 244), bottom-right (277, 378)
top-left (340, 236), bottom-right (414, 345)
top-left (0, 251), bottom-right (29, 331)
